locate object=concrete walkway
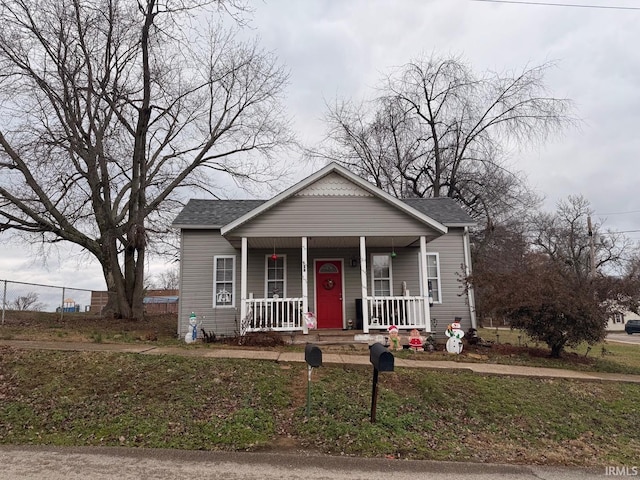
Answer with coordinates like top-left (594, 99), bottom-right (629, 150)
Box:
top-left (2, 339), bottom-right (640, 383)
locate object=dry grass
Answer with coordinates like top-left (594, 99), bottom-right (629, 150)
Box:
top-left (0, 311), bottom-right (178, 344)
top-left (1, 347), bottom-right (638, 467)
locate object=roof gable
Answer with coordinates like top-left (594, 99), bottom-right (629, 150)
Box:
top-left (220, 163), bottom-right (449, 235)
top-left (171, 163), bottom-right (476, 231)
top-left (295, 172), bottom-right (374, 197)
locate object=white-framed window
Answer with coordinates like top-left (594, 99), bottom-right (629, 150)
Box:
top-left (419, 252), bottom-right (442, 303)
top-left (372, 254), bottom-right (392, 296)
top-left (613, 312), bottom-right (624, 324)
top-left (213, 255), bottom-right (235, 307)
top-left (265, 255), bottom-right (286, 298)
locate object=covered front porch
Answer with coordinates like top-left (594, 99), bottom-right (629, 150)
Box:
top-left (233, 235), bottom-right (435, 335)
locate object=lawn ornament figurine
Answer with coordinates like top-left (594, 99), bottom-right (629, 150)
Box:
top-left (185, 312), bottom-right (199, 344)
top-left (304, 312), bottom-right (317, 330)
top-left (445, 319), bottom-right (464, 354)
top-left (408, 329), bottom-right (424, 352)
top-left (387, 325), bottom-right (402, 351)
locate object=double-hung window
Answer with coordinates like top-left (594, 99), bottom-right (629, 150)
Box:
top-left (213, 256), bottom-right (235, 307)
top-left (372, 254), bottom-right (392, 296)
top-left (266, 255), bottom-right (286, 298)
top-left (426, 253), bottom-right (441, 303)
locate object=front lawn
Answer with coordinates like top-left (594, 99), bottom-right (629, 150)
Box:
top-left (0, 346), bottom-right (638, 466)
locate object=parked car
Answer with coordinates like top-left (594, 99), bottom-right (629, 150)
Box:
top-left (625, 319), bottom-right (640, 335)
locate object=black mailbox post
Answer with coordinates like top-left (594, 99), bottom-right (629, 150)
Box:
top-left (305, 344), bottom-right (323, 416)
top-left (369, 342), bottom-right (394, 423)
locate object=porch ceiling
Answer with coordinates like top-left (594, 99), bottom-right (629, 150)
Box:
top-left (225, 236), bottom-right (429, 249)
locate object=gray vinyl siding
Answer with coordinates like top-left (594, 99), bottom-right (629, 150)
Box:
top-left (426, 228), bottom-right (472, 337)
top-left (246, 250), bottom-right (303, 299)
top-left (179, 228), bottom-right (471, 337)
top-left (362, 232), bottom-right (471, 335)
top-left (232, 195), bottom-right (442, 237)
top-left (179, 229), bottom-right (240, 337)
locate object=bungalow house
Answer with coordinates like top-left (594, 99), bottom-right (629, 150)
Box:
top-left (171, 163), bottom-right (476, 339)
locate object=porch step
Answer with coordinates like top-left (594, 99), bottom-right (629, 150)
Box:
top-left (285, 329), bottom-right (389, 346)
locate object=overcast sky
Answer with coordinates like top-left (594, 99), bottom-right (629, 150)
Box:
top-left (1, 0), bottom-right (639, 301)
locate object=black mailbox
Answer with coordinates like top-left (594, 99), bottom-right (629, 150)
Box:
top-left (305, 344), bottom-right (323, 368)
top-left (369, 342), bottom-right (394, 372)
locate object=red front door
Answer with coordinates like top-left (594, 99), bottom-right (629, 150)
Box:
top-left (315, 260), bottom-right (343, 329)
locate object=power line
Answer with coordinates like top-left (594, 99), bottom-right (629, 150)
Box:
top-left (599, 229), bottom-right (640, 235)
top-left (470, 0), bottom-right (640, 10)
top-left (597, 209), bottom-right (640, 216)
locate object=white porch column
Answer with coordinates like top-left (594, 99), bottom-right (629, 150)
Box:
top-left (359, 236), bottom-right (369, 333)
top-left (301, 236), bottom-right (309, 334)
top-left (419, 235), bottom-right (431, 332)
top-left (240, 237), bottom-right (248, 323)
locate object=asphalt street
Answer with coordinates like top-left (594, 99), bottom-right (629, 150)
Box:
top-left (0, 446), bottom-right (617, 480)
top-left (607, 332), bottom-right (640, 345)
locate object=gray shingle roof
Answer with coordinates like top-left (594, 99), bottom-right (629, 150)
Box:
top-left (172, 199), bottom-right (266, 228)
top-left (172, 197), bottom-right (474, 228)
top-left (401, 198), bottom-right (475, 226)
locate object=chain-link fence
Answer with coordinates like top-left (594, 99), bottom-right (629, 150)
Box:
top-left (1, 279), bottom-right (95, 325)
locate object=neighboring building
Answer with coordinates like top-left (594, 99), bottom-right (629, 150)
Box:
top-left (89, 291), bottom-right (110, 313)
top-left (143, 290), bottom-right (179, 314)
top-left (608, 310), bottom-right (639, 332)
top-left (89, 289), bottom-right (179, 314)
top-left (172, 163), bottom-right (476, 338)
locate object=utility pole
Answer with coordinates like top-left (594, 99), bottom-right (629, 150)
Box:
top-left (587, 215), bottom-right (595, 276)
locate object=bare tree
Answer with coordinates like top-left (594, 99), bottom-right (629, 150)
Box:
top-left (150, 267), bottom-right (180, 290)
top-left (0, 0), bottom-right (293, 318)
top-left (315, 54), bottom-right (571, 223)
top-left (530, 195), bottom-right (631, 280)
top-left (470, 195), bottom-right (636, 357)
top-left (10, 292), bottom-right (45, 311)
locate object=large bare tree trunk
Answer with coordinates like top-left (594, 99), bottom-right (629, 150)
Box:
top-left (0, 0), bottom-right (292, 320)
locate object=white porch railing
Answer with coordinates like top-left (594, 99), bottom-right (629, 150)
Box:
top-left (366, 296), bottom-right (428, 330)
top-left (243, 298), bottom-right (304, 333)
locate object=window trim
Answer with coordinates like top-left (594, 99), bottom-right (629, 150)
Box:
top-left (371, 253), bottom-right (393, 297)
top-left (264, 254), bottom-right (287, 299)
top-left (213, 255), bottom-right (236, 308)
top-left (419, 252), bottom-right (442, 304)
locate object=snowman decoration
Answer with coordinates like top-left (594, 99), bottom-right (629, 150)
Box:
top-left (185, 312), bottom-right (199, 344)
top-left (445, 319), bottom-right (465, 354)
